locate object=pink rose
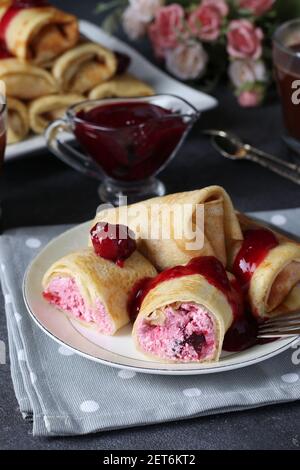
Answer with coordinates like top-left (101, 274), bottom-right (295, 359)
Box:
top-left (122, 6), bottom-right (148, 40)
top-left (165, 41), bottom-right (208, 80)
top-left (148, 4), bottom-right (185, 58)
top-left (188, 0), bottom-right (229, 42)
top-left (129, 0), bottom-right (163, 23)
top-left (238, 89), bottom-right (262, 107)
top-left (238, 0), bottom-right (275, 16)
top-left (227, 20), bottom-right (263, 60)
top-left (228, 59), bottom-right (267, 88)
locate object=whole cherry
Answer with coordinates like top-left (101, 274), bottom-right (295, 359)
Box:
top-left (90, 222), bottom-right (137, 267)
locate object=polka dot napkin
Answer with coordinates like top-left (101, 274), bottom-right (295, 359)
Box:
top-left (1, 210), bottom-right (300, 437)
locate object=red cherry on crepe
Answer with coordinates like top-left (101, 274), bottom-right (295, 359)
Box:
top-left (90, 222), bottom-right (137, 267)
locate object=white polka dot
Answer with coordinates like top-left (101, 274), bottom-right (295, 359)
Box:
top-left (183, 388), bottom-right (202, 397)
top-left (118, 369), bottom-right (136, 379)
top-left (14, 312), bottom-right (22, 323)
top-left (1, 263), bottom-right (5, 272)
top-left (80, 400), bottom-right (99, 413)
top-left (271, 214), bottom-right (287, 226)
top-left (5, 294), bottom-right (12, 304)
top-left (30, 371), bottom-right (37, 384)
top-left (281, 373), bottom-right (299, 383)
top-left (25, 238), bottom-right (41, 249)
top-left (58, 345), bottom-right (75, 356)
top-left (44, 416), bottom-right (51, 432)
top-left (18, 349), bottom-right (26, 361)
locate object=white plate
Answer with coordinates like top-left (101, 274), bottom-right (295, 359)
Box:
top-left (23, 221), bottom-right (297, 375)
top-left (6, 20), bottom-right (217, 162)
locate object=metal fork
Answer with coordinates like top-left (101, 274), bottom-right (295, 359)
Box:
top-left (257, 311), bottom-right (300, 338)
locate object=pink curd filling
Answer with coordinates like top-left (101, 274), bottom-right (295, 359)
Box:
top-left (137, 303), bottom-right (216, 362)
top-left (43, 276), bottom-right (114, 335)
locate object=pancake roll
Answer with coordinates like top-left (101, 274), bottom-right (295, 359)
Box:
top-left (89, 73), bottom-right (154, 100)
top-left (92, 186), bottom-right (243, 271)
top-left (132, 256), bottom-right (240, 363)
top-left (231, 213), bottom-right (300, 318)
top-left (42, 248), bottom-right (157, 335)
top-left (0, 59), bottom-right (58, 100)
top-left (52, 42), bottom-right (117, 94)
top-left (0, 1), bottom-right (79, 64)
top-left (7, 97), bottom-right (29, 144)
top-left (29, 93), bottom-right (84, 133)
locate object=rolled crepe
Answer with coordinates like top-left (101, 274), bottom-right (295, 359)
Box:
top-left (0, 59), bottom-right (58, 100)
top-left (92, 186), bottom-right (243, 271)
top-left (0, 3), bottom-right (79, 64)
top-left (42, 248), bottom-right (157, 335)
top-left (29, 93), bottom-right (83, 134)
top-left (133, 270), bottom-right (234, 363)
top-left (52, 42), bottom-right (117, 94)
top-left (88, 73), bottom-right (155, 100)
top-left (231, 213), bottom-right (300, 318)
top-left (7, 97), bottom-right (29, 144)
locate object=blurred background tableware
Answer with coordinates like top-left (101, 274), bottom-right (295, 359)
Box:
top-left (203, 129), bottom-right (300, 185)
top-left (45, 94), bottom-right (200, 205)
top-left (258, 310), bottom-right (300, 338)
top-left (273, 18), bottom-right (300, 153)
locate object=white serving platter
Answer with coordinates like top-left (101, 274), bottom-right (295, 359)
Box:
top-left (23, 221), bottom-right (297, 376)
top-left (6, 20), bottom-right (217, 162)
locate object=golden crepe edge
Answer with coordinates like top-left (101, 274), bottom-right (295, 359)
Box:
top-left (88, 73), bottom-right (155, 100)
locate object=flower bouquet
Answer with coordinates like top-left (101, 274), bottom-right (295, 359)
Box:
top-left (97, 0), bottom-right (300, 106)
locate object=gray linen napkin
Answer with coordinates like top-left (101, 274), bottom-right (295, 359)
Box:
top-left (1, 209), bottom-right (300, 436)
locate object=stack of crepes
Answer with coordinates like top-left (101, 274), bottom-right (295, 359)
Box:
top-left (0, 0), bottom-right (154, 144)
top-left (42, 186), bottom-right (300, 364)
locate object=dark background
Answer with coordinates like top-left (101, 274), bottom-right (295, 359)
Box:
top-left (1, 0), bottom-right (300, 450)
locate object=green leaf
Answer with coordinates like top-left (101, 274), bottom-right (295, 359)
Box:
top-left (101, 8), bottom-right (122, 34)
top-left (95, 0), bottom-right (126, 15)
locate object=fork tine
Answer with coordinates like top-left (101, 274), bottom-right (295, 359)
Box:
top-left (257, 332), bottom-right (299, 338)
top-left (255, 311), bottom-right (300, 338)
top-left (262, 311), bottom-right (300, 325)
top-left (259, 321), bottom-right (300, 332)
top-left (258, 325), bottom-right (300, 337)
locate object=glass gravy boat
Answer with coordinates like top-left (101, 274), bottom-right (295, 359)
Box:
top-left (45, 94), bottom-right (200, 205)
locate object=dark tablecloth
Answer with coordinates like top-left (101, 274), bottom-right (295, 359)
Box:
top-left (0, 0), bottom-right (300, 450)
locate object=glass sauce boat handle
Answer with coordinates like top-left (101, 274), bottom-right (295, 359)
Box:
top-left (45, 118), bottom-right (103, 180)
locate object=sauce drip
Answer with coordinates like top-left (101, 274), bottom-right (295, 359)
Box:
top-left (232, 228), bottom-right (278, 292)
top-left (225, 227), bottom-right (279, 351)
top-left (128, 256), bottom-right (243, 323)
